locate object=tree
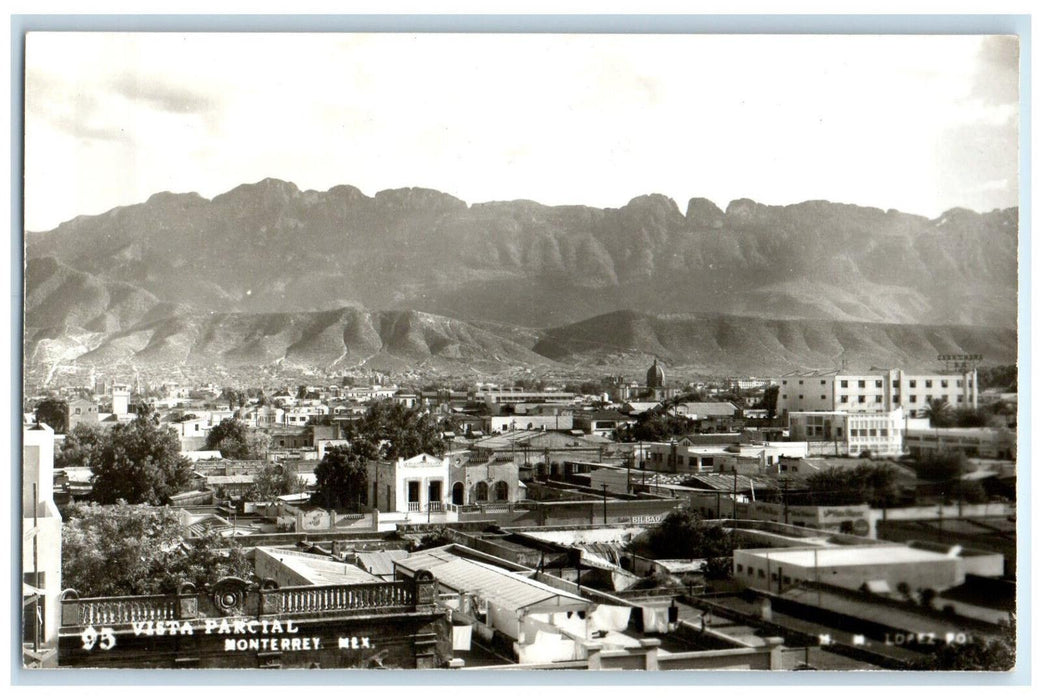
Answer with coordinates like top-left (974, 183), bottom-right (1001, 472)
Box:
top-left (346, 400), bottom-right (445, 461)
top-left (757, 386), bottom-right (780, 419)
top-left (35, 399), bottom-right (68, 434)
top-left (204, 418), bottom-right (258, 459)
top-left (251, 462), bottom-right (307, 501)
top-left (626, 508), bottom-right (736, 560)
top-left (55, 423), bottom-right (105, 468)
top-left (614, 411), bottom-right (696, 442)
top-left (914, 452), bottom-right (968, 482)
top-left (908, 619), bottom-right (1015, 671)
top-left (924, 398), bottom-right (954, 428)
top-left (62, 502), bottom-right (253, 597)
top-left (312, 446), bottom-right (370, 509)
top-left (220, 387), bottom-right (247, 408)
top-left (800, 464), bottom-right (902, 508)
top-left (90, 415), bottom-right (194, 505)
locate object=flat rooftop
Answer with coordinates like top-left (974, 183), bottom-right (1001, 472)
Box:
top-left (739, 545), bottom-right (955, 568)
top-left (256, 546), bottom-right (380, 586)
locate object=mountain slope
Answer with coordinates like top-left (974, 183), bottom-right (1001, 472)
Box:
top-left (533, 310), bottom-right (1017, 374)
top-left (25, 179), bottom-right (1018, 328)
top-left (39, 306), bottom-right (554, 372)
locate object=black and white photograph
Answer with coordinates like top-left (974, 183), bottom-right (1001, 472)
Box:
top-left (18, 26), bottom-right (1022, 676)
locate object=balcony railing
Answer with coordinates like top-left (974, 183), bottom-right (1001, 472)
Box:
top-left (427, 501), bottom-right (444, 512)
top-left (276, 581), bottom-right (415, 615)
top-left (407, 502), bottom-right (421, 512)
top-left (63, 595), bottom-right (179, 627)
top-left (60, 574), bottom-right (437, 630)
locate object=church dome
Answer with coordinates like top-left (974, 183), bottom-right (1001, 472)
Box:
top-left (646, 359), bottom-right (665, 388)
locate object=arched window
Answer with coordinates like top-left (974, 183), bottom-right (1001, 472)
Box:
top-left (493, 481), bottom-right (509, 502)
top-left (474, 482), bottom-right (489, 502)
top-left (451, 482), bottom-right (465, 505)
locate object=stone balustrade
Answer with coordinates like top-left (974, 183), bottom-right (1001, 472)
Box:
top-left (60, 571), bottom-right (436, 629)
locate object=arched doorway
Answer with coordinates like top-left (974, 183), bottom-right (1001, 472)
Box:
top-left (451, 482), bottom-right (465, 506)
top-left (493, 481), bottom-right (509, 502)
top-left (474, 481), bottom-right (489, 502)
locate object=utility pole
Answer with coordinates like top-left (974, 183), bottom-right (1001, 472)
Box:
top-left (732, 468), bottom-right (738, 521)
top-left (602, 484), bottom-right (608, 524)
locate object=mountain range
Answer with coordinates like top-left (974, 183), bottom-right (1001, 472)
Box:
top-left (24, 179), bottom-right (1018, 376)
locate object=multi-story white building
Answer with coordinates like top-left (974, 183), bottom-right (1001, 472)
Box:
top-left (787, 408), bottom-right (907, 457)
top-left (23, 423), bottom-right (62, 667)
top-left (473, 388), bottom-right (577, 406)
top-left (774, 368), bottom-right (977, 418)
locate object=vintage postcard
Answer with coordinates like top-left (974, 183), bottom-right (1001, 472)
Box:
top-left (20, 30), bottom-right (1020, 674)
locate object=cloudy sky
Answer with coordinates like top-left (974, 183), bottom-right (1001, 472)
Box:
top-left (24, 32), bottom-right (1019, 231)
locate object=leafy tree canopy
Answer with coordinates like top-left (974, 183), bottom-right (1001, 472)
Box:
top-left (90, 414), bottom-right (193, 505)
top-left (345, 399), bottom-right (446, 461)
top-left (62, 502), bottom-right (253, 597)
top-left (626, 508), bottom-right (737, 560)
top-left (312, 446), bottom-right (370, 510)
top-left (250, 462), bottom-right (307, 502)
top-left (55, 423), bottom-right (105, 468)
top-left (35, 399), bottom-right (68, 434)
top-left (204, 418), bottom-right (265, 459)
top-left (908, 620), bottom-right (1015, 671)
top-left (614, 411), bottom-right (696, 443)
top-left (798, 464), bottom-right (903, 508)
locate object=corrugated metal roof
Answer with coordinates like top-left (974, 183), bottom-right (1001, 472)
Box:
top-left (395, 549), bottom-right (589, 613)
top-left (355, 550), bottom-right (409, 578)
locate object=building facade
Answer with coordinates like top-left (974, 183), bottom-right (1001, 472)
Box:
top-left (787, 408), bottom-right (906, 457)
top-left (774, 368), bottom-right (978, 418)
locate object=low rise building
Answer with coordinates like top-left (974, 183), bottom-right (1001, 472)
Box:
top-left (905, 427), bottom-right (1015, 460)
top-left (368, 454), bottom-right (523, 514)
top-left (787, 408), bottom-right (906, 457)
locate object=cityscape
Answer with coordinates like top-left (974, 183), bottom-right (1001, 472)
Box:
top-left (20, 31), bottom-right (1020, 675)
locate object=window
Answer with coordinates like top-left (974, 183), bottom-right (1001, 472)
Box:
top-left (771, 572), bottom-right (779, 581)
top-left (840, 380), bottom-right (848, 388)
top-left (783, 380), bottom-right (788, 386)
top-left (892, 394), bottom-right (900, 403)
top-left (876, 380), bottom-right (883, 388)
top-left (799, 380), bottom-right (804, 385)
top-left (869, 429), bottom-right (877, 437)
top-left (782, 394), bottom-right (788, 399)
top-left (957, 396), bottom-right (964, 403)
top-left (821, 379), bottom-right (827, 385)
top-left (758, 569), bottom-right (766, 579)
top-left (941, 380), bottom-right (948, 388)
top-left (880, 429), bottom-right (888, 437)
top-left (798, 394), bottom-right (804, 400)
top-left (910, 395), bottom-right (917, 402)
top-left (821, 395), bottom-right (827, 400)
top-left (892, 380), bottom-right (899, 388)
top-left (875, 396), bottom-right (883, 403)
top-left (926, 395), bottom-right (933, 402)
top-left (858, 395), bottom-right (866, 403)
top-left (74, 407), bottom-right (81, 415)
top-left (956, 380), bottom-right (963, 388)
top-left (783, 576), bottom-right (792, 584)
top-left (925, 380), bottom-right (933, 388)
top-left (736, 564), bottom-right (744, 573)
top-left (858, 380), bottom-right (866, 388)
top-left (909, 380), bottom-right (917, 388)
